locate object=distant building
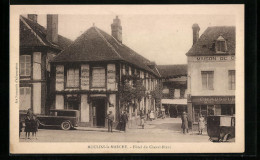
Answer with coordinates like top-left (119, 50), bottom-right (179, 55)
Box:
top-left (157, 65), bottom-right (187, 117)
top-left (49, 16), bottom-right (160, 127)
top-left (186, 24), bottom-right (235, 123)
top-left (19, 14), bottom-right (72, 115)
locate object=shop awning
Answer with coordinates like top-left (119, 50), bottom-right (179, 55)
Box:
top-left (161, 99), bottom-right (187, 105)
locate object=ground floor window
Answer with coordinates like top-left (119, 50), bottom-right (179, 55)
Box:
top-left (19, 87), bottom-right (31, 111)
top-left (65, 95), bottom-right (80, 110)
top-left (193, 104), bottom-right (235, 122)
top-left (221, 104), bottom-right (235, 115)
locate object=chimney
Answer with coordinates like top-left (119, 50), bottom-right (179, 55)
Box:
top-left (47, 14), bottom-right (58, 43)
top-left (192, 23), bottom-right (200, 45)
top-left (28, 14), bottom-right (38, 23)
top-left (111, 16), bottom-right (122, 43)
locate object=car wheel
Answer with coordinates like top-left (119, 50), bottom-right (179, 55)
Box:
top-left (61, 121), bottom-right (71, 130)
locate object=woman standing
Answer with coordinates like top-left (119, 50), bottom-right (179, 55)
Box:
top-left (198, 114), bottom-right (205, 135)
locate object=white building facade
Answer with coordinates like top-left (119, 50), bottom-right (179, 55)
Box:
top-left (186, 24), bottom-right (236, 122)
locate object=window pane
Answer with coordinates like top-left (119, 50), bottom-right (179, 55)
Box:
top-left (20, 63), bottom-right (25, 75)
top-left (229, 70), bottom-right (235, 90)
top-left (208, 71), bottom-right (214, 90)
top-left (20, 56), bottom-right (25, 63)
top-left (26, 88), bottom-right (31, 94)
top-left (67, 68), bottom-right (79, 87)
top-left (201, 72), bottom-right (207, 89)
top-left (25, 67), bottom-right (30, 76)
top-left (25, 55), bottom-right (31, 62)
top-left (92, 68), bottom-right (105, 87)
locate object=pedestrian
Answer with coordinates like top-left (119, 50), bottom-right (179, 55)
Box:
top-left (27, 108), bottom-right (33, 119)
top-left (140, 110), bottom-right (145, 129)
top-left (150, 110), bottom-right (155, 121)
top-left (24, 115), bottom-right (31, 139)
top-left (106, 111), bottom-right (114, 132)
top-left (161, 107), bottom-right (165, 119)
top-left (119, 110), bottom-right (128, 132)
top-left (198, 114), bottom-right (205, 135)
top-left (31, 115), bottom-right (39, 139)
top-left (19, 118), bottom-right (23, 138)
top-left (181, 112), bottom-right (189, 134)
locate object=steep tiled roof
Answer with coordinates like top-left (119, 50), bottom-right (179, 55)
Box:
top-left (186, 26), bottom-right (235, 56)
top-left (20, 16), bottom-right (72, 51)
top-left (157, 64), bottom-right (187, 78)
top-left (52, 26), bottom-right (160, 77)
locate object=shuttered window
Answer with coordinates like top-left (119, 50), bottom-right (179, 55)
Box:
top-left (201, 71), bottom-right (214, 90)
top-left (20, 55), bottom-right (31, 76)
top-left (92, 67), bottom-right (106, 88)
top-left (228, 70), bottom-right (235, 90)
top-left (67, 68), bottom-right (79, 88)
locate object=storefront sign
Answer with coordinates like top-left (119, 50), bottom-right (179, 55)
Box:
top-left (188, 55), bottom-right (235, 62)
top-left (56, 65), bottom-right (64, 91)
top-left (81, 64), bottom-right (90, 90)
top-left (191, 96), bottom-right (235, 104)
top-left (107, 64), bottom-right (116, 90)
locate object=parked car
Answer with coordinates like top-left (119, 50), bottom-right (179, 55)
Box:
top-left (37, 109), bottom-right (80, 130)
top-left (207, 115), bottom-right (235, 142)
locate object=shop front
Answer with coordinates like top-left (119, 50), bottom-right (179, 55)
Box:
top-left (190, 96), bottom-right (235, 123)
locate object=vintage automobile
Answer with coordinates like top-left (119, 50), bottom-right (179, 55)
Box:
top-left (207, 115), bottom-right (235, 142)
top-left (37, 109), bottom-right (80, 130)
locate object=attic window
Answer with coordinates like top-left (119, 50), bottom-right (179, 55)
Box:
top-left (215, 36), bottom-right (227, 53)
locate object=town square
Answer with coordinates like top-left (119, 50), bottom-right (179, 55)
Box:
top-left (17, 10), bottom-right (236, 143)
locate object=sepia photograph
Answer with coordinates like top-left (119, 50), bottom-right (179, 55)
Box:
top-left (10, 5), bottom-right (244, 153)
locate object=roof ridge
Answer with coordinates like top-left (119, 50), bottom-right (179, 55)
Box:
top-left (20, 16), bottom-right (46, 46)
top-left (93, 27), bottom-right (123, 60)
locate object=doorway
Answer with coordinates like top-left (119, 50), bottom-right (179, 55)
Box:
top-left (92, 98), bottom-right (106, 127)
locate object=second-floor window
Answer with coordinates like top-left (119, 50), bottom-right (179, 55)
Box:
top-left (20, 55), bottom-right (31, 76)
top-left (228, 70), bottom-right (235, 90)
top-left (67, 68), bottom-right (79, 88)
top-left (201, 71), bottom-right (214, 90)
top-left (92, 67), bottom-right (106, 88)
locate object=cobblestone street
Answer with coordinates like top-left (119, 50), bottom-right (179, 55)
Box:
top-left (20, 118), bottom-right (210, 142)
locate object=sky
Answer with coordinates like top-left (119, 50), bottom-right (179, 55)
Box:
top-left (35, 14), bottom-right (235, 65)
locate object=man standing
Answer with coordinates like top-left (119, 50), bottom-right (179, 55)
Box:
top-left (107, 111), bottom-right (114, 132)
top-left (181, 112), bottom-right (189, 134)
top-left (119, 110), bottom-right (128, 132)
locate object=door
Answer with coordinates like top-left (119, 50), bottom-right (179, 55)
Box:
top-left (92, 99), bottom-right (106, 127)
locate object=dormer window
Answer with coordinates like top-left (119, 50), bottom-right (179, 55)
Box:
top-left (215, 36), bottom-right (227, 53)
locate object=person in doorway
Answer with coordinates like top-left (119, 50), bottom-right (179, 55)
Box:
top-left (198, 114), bottom-right (205, 135)
top-left (140, 110), bottom-right (145, 129)
top-left (24, 115), bottom-right (31, 139)
top-left (181, 112), bottom-right (189, 134)
top-left (31, 115), bottom-right (39, 139)
top-left (106, 111), bottom-right (114, 132)
top-left (119, 110), bottom-right (128, 132)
